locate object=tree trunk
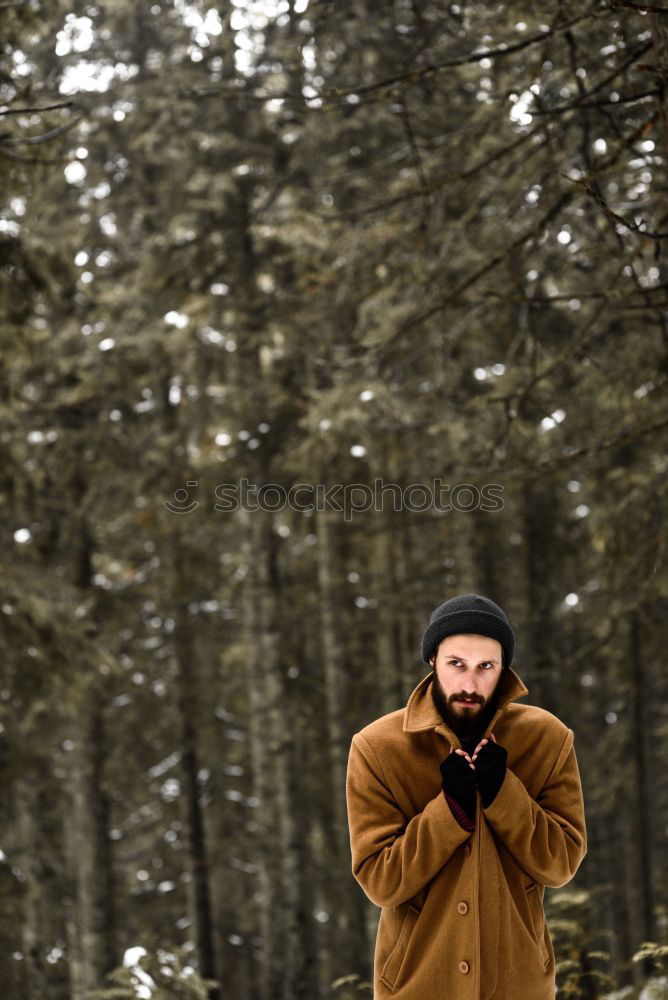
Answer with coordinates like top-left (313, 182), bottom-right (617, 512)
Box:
top-left (241, 508), bottom-right (303, 1000)
top-left (171, 564), bottom-right (219, 1000)
top-left (16, 778), bottom-right (49, 999)
top-left (627, 608), bottom-right (656, 980)
top-left (65, 680), bottom-right (116, 998)
top-left (522, 479), bottom-right (560, 708)
top-left (315, 507), bottom-right (371, 981)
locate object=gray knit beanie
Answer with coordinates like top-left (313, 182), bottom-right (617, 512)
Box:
top-left (421, 593), bottom-right (515, 668)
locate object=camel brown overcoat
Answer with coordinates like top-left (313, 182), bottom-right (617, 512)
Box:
top-left (345, 665), bottom-right (587, 999)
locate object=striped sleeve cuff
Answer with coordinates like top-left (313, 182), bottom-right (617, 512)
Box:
top-left (443, 788), bottom-right (476, 831)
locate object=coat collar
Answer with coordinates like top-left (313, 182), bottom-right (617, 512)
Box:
top-left (403, 665), bottom-right (529, 743)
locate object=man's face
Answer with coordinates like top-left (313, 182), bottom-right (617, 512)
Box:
top-left (429, 634), bottom-right (504, 738)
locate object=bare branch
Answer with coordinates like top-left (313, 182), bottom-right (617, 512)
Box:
top-left (2, 114), bottom-right (84, 145)
top-left (0, 101), bottom-right (75, 116)
top-left (375, 189), bottom-right (573, 365)
top-left (504, 412), bottom-right (668, 480)
top-left (611, 0), bottom-right (668, 12)
top-left (398, 94), bottom-right (432, 232)
top-left (563, 146), bottom-right (668, 242)
top-left (317, 122), bottom-right (546, 221)
top-left (530, 40), bottom-right (654, 116)
top-left (180, 8), bottom-right (599, 108)
top-left (480, 279), bottom-right (668, 304)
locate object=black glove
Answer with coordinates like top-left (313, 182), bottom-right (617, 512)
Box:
top-left (440, 751), bottom-right (477, 822)
top-left (473, 740), bottom-right (508, 807)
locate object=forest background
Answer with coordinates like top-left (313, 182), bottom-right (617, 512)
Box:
top-left (2, 1), bottom-right (668, 998)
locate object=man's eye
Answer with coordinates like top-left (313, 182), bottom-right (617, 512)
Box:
top-left (451, 661), bottom-right (492, 669)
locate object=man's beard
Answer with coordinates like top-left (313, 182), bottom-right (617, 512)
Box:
top-left (430, 669), bottom-right (501, 741)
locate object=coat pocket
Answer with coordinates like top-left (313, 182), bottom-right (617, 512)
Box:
top-left (525, 881), bottom-right (549, 968)
top-left (379, 903), bottom-right (421, 992)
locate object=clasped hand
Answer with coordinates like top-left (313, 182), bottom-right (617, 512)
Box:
top-left (453, 732), bottom-right (497, 769)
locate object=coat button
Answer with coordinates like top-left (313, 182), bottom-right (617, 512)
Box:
top-left (458, 960), bottom-right (470, 974)
top-left (464, 845), bottom-right (471, 857)
top-left (457, 901), bottom-right (468, 914)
